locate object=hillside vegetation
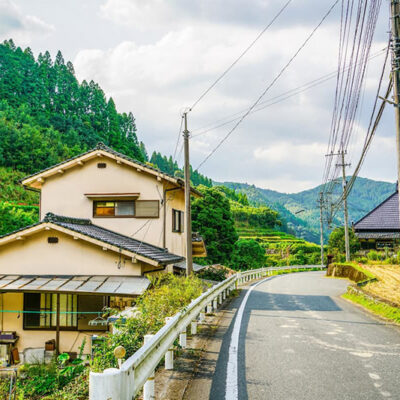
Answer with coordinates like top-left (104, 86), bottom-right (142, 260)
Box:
top-left (222, 178), bottom-right (396, 243)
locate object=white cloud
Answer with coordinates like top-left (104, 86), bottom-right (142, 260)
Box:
top-left (71, 1), bottom-right (393, 193)
top-left (0, 0), bottom-right (54, 46)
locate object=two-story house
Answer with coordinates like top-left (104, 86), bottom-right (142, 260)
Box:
top-left (0, 143), bottom-right (205, 362)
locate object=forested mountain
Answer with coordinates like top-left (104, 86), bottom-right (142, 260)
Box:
top-left (0, 39), bottom-right (145, 174)
top-left (221, 177), bottom-right (396, 243)
top-left (0, 40), bottom-right (214, 235)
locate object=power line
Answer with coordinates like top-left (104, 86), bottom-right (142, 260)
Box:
top-left (191, 48), bottom-right (386, 138)
top-left (173, 114), bottom-right (184, 161)
top-left (189, 0), bottom-right (294, 112)
top-left (196, 0), bottom-right (340, 171)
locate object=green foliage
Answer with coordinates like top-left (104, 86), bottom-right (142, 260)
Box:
top-left (192, 186), bottom-right (238, 265)
top-left (0, 342), bottom-right (88, 399)
top-left (91, 273), bottom-right (204, 372)
top-left (0, 202), bottom-right (39, 235)
top-left (197, 266), bottom-right (229, 282)
top-left (343, 291), bottom-right (400, 324)
top-left (0, 40), bottom-right (145, 174)
top-left (0, 167), bottom-right (39, 204)
top-left (214, 185), bottom-right (249, 205)
top-left (222, 178), bottom-right (396, 244)
top-left (231, 203), bottom-right (281, 229)
top-left (328, 227), bottom-right (360, 256)
top-left (231, 239), bottom-right (265, 270)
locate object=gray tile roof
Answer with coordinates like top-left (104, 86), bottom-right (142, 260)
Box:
top-left (354, 191), bottom-right (400, 231)
top-left (42, 213), bottom-right (184, 265)
top-left (356, 231), bottom-right (400, 239)
top-left (174, 261), bottom-right (207, 272)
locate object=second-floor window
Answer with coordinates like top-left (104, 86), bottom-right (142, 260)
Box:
top-left (172, 209), bottom-right (184, 232)
top-left (93, 200), bottom-right (159, 218)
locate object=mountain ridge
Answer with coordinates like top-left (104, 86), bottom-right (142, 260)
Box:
top-left (218, 177), bottom-right (396, 243)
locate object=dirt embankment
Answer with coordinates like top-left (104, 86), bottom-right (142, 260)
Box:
top-left (360, 264), bottom-right (400, 307)
top-left (326, 263), bottom-right (370, 282)
top-left (328, 263), bottom-right (400, 308)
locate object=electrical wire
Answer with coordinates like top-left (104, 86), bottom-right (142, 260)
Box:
top-left (191, 48), bottom-right (386, 138)
top-left (189, 0), bottom-right (294, 112)
top-left (195, 0), bottom-right (340, 171)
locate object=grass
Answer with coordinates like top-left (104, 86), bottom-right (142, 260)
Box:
top-left (343, 291), bottom-right (400, 325)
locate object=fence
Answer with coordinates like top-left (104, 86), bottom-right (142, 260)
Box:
top-left (89, 265), bottom-right (324, 400)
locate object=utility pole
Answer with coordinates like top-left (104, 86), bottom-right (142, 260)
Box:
top-left (183, 111), bottom-right (193, 276)
top-left (318, 192), bottom-right (325, 267)
top-left (390, 0), bottom-right (400, 221)
top-left (337, 150), bottom-right (351, 262)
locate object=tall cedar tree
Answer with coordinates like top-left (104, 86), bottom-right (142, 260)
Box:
top-left (0, 40), bottom-right (144, 174)
top-left (192, 186), bottom-right (238, 265)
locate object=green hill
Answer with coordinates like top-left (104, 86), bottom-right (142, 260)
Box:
top-left (221, 177), bottom-right (396, 244)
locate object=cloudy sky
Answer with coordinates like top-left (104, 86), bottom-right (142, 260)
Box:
top-left (1, 0), bottom-right (396, 193)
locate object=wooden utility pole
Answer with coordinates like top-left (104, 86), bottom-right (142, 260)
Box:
top-left (56, 293), bottom-right (60, 355)
top-left (337, 150), bottom-right (351, 262)
top-left (318, 192), bottom-right (325, 267)
top-left (183, 112), bottom-right (193, 276)
top-left (390, 0), bottom-right (400, 220)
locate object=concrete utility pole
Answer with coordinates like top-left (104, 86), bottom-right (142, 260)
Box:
top-left (183, 111), bottom-right (193, 276)
top-left (390, 0), bottom-right (400, 221)
top-left (337, 150), bottom-right (351, 262)
top-left (318, 192), bottom-right (325, 267)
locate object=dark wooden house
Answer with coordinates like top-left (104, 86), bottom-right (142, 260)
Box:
top-left (354, 191), bottom-right (400, 250)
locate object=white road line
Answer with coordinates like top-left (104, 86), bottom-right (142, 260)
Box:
top-left (225, 277), bottom-right (270, 400)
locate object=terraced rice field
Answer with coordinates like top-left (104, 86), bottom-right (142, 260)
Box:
top-left (361, 264), bottom-right (400, 306)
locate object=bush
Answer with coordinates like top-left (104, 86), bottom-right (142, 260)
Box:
top-left (91, 273), bottom-right (204, 372)
top-left (230, 239), bottom-right (265, 270)
top-left (197, 266), bottom-right (228, 282)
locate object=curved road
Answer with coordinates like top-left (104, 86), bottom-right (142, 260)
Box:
top-left (208, 271), bottom-right (400, 400)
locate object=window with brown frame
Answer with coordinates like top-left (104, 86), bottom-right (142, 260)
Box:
top-left (23, 293), bottom-right (108, 331)
top-left (172, 209), bottom-right (184, 233)
top-left (93, 200), bottom-right (159, 218)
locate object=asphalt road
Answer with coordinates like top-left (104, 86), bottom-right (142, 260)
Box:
top-left (209, 271), bottom-right (400, 400)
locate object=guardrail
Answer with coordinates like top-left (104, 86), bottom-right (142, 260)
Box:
top-left (89, 264), bottom-right (325, 400)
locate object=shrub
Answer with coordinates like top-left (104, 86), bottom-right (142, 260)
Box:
top-left (91, 273), bottom-right (204, 372)
top-left (230, 239), bottom-right (265, 270)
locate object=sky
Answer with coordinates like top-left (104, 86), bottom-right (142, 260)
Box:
top-left (0, 0), bottom-right (396, 193)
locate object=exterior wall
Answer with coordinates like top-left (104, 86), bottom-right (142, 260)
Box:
top-left (0, 293), bottom-right (104, 356)
top-left (164, 188), bottom-right (186, 257)
top-left (39, 157), bottom-right (186, 256)
top-left (0, 230), bottom-right (143, 276)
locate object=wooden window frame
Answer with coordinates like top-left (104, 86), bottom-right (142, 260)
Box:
top-left (93, 200), bottom-right (135, 218)
top-left (172, 209), bottom-right (184, 233)
top-left (93, 200), bottom-right (160, 219)
top-left (23, 293), bottom-right (109, 332)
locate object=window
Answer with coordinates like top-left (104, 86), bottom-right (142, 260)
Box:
top-left (93, 200), bottom-right (159, 218)
top-left (23, 293), bottom-right (78, 330)
top-left (135, 200), bottom-right (159, 218)
top-left (94, 201), bottom-right (135, 217)
top-left (172, 209), bottom-right (184, 233)
top-left (23, 294), bottom-right (108, 331)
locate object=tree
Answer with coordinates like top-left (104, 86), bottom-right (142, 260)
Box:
top-left (231, 239), bottom-right (265, 270)
top-left (328, 227), bottom-right (360, 256)
top-left (192, 186), bottom-right (238, 265)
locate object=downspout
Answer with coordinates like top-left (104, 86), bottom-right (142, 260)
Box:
top-left (163, 187), bottom-right (181, 249)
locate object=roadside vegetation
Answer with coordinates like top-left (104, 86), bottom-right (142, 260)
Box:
top-left (0, 274), bottom-right (205, 399)
top-left (343, 291), bottom-right (400, 324)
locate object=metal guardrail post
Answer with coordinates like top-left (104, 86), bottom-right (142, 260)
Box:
top-left (199, 311), bottom-right (205, 322)
top-left (179, 328), bottom-right (187, 349)
top-left (207, 302), bottom-right (213, 314)
top-left (143, 334), bottom-right (155, 400)
top-left (191, 320), bottom-right (197, 335)
top-left (164, 317), bottom-right (174, 370)
top-left (213, 298), bottom-right (218, 310)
